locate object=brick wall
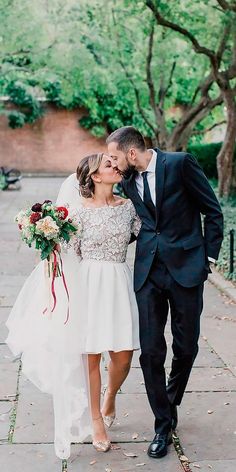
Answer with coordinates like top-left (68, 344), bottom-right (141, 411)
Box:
top-left (0, 105), bottom-right (107, 173)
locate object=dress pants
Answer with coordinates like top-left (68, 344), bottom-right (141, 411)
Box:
top-left (136, 252), bottom-right (204, 434)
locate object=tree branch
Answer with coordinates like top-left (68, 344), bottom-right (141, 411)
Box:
top-left (146, 21), bottom-right (157, 115)
top-left (119, 57), bottom-right (158, 136)
top-left (216, 22), bottom-right (232, 63)
top-left (168, 91), bottom-right (224, 149)
top-left (145, 0), bottom-right (217, 67)
top-left (190, 71), bottom-right (215, 106)
top-left (216, 0), bottom-right (236, 12)
top-left (159, 60), bottom-right (176, 107)
top-left (111, 8), bottom-right (158, 137)
top-left (191, 120), bottom-right (226, 135)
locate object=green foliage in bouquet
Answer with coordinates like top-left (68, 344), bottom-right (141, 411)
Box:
top-left (15, 201), bottom-right (80, 261)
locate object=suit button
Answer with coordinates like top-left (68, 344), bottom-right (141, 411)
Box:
top-left (156, 230), bottom-right (161, 235)
top-left (151, 250), bottom-right (155, 254)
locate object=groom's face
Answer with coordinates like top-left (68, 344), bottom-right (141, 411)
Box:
top-left (108, 141), bottom-right (136, 178)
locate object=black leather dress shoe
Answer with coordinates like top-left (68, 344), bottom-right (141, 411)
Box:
top-left (170, 404), bottom-right (178, 430)
top-left (147, 432), bottom-right (172, 459)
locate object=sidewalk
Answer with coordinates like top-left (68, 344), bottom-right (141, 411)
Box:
top-left (0, 178), bottom-right (236, 472)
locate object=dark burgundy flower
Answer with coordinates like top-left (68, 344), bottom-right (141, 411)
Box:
top-left (31, 203), bottom-right (42, 212)
top-left (30, 212), bottom-right (41, 224)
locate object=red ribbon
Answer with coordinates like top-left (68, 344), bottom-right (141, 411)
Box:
top-left (43, 250), bottom-right (70, 324)
top-left (58, 251), bottom-right (70, 325)
top-left (51, 250), bottom-right (57, 312)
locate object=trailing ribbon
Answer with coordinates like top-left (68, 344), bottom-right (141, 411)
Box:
top-left (50, 250), bottom-right (57, 312)
top-left (58, 251), bottom-right (70, 325)
top-left (43, 249), bottom-right (70, 324)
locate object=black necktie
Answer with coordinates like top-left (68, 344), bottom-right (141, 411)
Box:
top-left (142, 171), bottom-right (156, 219)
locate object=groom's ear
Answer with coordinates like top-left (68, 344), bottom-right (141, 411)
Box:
top-left (129, 148), bottom-right (137, 163)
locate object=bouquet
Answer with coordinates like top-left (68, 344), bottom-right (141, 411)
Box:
top-left (15, 200), bottom-right (81, 323)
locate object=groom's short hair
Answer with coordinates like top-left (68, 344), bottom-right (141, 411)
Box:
top-left (106, 126), bottom-right (146, 152)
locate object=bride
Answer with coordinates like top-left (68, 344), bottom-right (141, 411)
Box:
top-left (5, 152), bottom-right (141, 460)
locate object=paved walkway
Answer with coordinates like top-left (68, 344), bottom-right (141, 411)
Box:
top-left (0, 178), bottom-right (236, 472)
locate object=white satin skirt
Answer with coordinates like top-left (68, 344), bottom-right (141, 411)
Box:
top-left (5, 253), bottom-right (140, 459)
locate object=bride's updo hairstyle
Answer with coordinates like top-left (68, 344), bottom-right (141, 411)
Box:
top-left (76, 153), bottom-right (104, 198)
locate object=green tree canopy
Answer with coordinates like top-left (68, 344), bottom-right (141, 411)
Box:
top-left (1, 0), bottom-right (235, 194)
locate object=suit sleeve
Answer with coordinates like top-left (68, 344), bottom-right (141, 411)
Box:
top-left (182, 153), bottom-right (223, 260)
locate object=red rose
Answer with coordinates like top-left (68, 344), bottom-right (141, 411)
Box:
top-left (32, 203), bottom-right (42, 212)
top-left (18, 224), bottom-right (22, 230)
top-left (30, 212), bottom-right (41, 224)
top-left (57, 206), bottom-right (68, 220)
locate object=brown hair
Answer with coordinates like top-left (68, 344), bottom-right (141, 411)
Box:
top-left (76, 153), bottom-right (104, 198)
top-left (106, 126), bottom-right (146, 152)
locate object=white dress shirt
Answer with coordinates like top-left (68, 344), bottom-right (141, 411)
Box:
top-left (135, 148), bottom-right (216, 264)
top-left (135, 149), bottom-right (157, 205)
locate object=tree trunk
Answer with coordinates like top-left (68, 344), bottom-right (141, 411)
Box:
top-left (217, 88), bottom-right (236, 197)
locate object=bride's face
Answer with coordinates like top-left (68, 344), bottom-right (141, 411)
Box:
top-left (94, 154), bottom-right (122, 184)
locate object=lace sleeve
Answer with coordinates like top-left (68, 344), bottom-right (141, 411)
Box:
top-left (61, 208), bottom-right (83, 258)
top-left (73, 236), bottom-right (82, 258)
top-left (129, 201), bottom-right (141, 237)
top-left (72, 209), bottom-right (83, 257)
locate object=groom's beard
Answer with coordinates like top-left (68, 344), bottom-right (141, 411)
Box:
top-left (121, 163), bottom-right (137, 180)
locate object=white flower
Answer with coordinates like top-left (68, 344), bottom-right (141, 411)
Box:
top-left (15, 210), bottom-right (30, 227)
top-left (35, 216), bottom-right (59, 239)
top-left (21, 215), bottom-right (31, 228)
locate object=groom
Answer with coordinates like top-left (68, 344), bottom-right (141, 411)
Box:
top-left (107, 126), bottom-right (223, 459)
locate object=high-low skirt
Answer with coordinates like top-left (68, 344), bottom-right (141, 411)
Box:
top-left (5, 252), bottom-right (140, 459)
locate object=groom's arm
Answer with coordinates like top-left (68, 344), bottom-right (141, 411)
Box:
top-left (182, 154), bottom-right (224, 261)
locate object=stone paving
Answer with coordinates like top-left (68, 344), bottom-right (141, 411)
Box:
top-left (0, 178), bottom-right (236, 472)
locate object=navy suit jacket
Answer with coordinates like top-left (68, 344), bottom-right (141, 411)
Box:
top-left (122, 149), bottom-right (224, 292)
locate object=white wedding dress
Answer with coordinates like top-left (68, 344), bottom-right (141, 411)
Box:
top-left (5, 174), bottom-right (141, 460)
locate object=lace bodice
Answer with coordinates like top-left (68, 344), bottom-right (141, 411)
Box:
top-left (73, 199), bottom-right (141, 263)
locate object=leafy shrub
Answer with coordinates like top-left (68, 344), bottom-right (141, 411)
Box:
top-left (6, 81), bottom-right (44, 128)
top-left (7, 110), bottom-right (26, 128)
top-left (187, 142), bottom-right (236, 180)
top-left (210, 182), bottom-right (236, 282)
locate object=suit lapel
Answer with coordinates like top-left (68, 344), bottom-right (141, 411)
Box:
top-left (123, 149), bottom-right (166, 229)
top-left (155, 148), bottom-right (166, 229)
top-left (126, 174), bottom-right (155, 227)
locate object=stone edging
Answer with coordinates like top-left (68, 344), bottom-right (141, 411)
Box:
top-left (208, 268), bottom-right (236, 303)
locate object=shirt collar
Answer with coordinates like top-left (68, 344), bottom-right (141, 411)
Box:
top-left (138, 149), bottom-right (157, 175)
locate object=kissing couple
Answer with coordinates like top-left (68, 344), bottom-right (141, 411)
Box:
top-left (6, 126), bottom-right (223, 460)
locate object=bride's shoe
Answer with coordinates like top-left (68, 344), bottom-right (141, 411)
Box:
top-left (103, 413), bottom-right (116, 428)
top-left (92, 416), bottom-right (111, 453)
top-left (92, 439), bottom-right (111, 452)
top-left (102, 388), bottom-right (116, 428)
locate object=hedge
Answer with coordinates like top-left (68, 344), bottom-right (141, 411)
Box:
top-left (187, 142), bottom-right (236, 179)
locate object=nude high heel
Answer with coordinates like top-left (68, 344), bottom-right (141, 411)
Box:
top-left (103, 413), bottom-right (116, 428)
top-left (102, 388), bottom-right (116, 428)
top-left (92, 416), bottom-right (111, 452)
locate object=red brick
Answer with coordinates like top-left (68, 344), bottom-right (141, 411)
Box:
top-left (0, 105), bottom-right (107, 173)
